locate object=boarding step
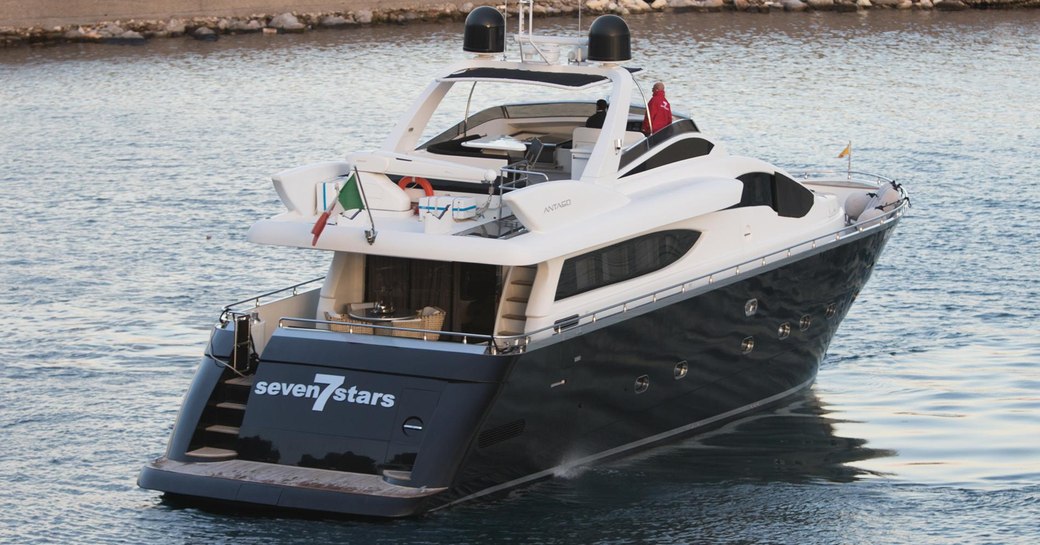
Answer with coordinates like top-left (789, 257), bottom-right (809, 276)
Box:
top-left (185, 447), bottom-right (238, 461)
top-left (497, 330), bottom-right (523, 337)
top-left (506, 296), bottom-right (529, 303)
top-left (221, 375), bottom-right (254, 405)
top-left (206, 424), bottom-right (240, 436)
top-left (225, 375), bottom-right (254, 387)
top-left (510, 279), bottom-right (534, 286)
top-left (215, 401), bottom-right (246, 411)
top-left (502, 314), bottom-right (527, 321)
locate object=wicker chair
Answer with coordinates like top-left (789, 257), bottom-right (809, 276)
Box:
top-left (392, 306), bottom-right (446, 340)
top-left (324, 310), bottom-right (373, 335)
top-left (390, 318), bottom-right (424, 339)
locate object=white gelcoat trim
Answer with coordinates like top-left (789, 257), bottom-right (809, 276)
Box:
top-left (433, 376), bottom-right (816, 511)
top-left (246, 177), bottom-right (745, 265)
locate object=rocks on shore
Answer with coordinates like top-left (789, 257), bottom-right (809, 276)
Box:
top-left (1, 0), bottom-right (1037, 48)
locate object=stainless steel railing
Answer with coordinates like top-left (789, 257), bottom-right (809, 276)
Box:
top-left (277, 317), bottom-right (499, 348)
top-left (499, 167), bottom-right (549, 191)
top-left (219, 276), bottom-right (325, 324)
top-left (795, 169), bottom-right (897, 186)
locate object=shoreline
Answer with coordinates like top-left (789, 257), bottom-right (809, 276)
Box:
top-left (2, 0), bottom-right (1037, 49)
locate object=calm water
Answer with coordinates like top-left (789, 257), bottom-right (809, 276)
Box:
top-left (2, 9), bottom-right (1039, 544)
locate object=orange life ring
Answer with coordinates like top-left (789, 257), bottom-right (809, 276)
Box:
top-left (398, 176), bottom-right (434, 197)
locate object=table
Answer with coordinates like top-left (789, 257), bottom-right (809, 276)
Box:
top-left (346, 302), bottom-right (421, 336)
top-left (460, 135), bottom-right (528, 153)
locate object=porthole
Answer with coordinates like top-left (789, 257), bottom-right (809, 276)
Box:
top-left (741, 336), bottom-right (755, 354)
top-left (634, 375), bottom-right (649, 394)
top-left (825, 302), bottom-right (837, 318)
top-left (744, 298), bottom-right (759, 317)
top-left (778, 322), bottom-right (791, 340)
top-left (674, 361), bottom-right (688, 380)
top-left (799, 315), bottom-right (812, 331)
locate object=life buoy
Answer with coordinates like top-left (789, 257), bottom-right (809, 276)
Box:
top-left (398, 176), bottom-right (434, 197)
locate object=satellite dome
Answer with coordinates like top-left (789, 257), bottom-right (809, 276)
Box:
top-left (587, 15), bottom-right (631, 62)
top-left (464, 6), bottom-right (505, 54)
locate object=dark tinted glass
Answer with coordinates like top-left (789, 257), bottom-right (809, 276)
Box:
top-left (555, 230), bottom-right (700, 300)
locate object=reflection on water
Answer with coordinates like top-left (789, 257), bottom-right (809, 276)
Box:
top-left (651, 388), bottom-right (897, 485)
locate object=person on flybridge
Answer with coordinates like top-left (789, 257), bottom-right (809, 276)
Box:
top-left (585, 99), bottom-right (608, 128)
top-left (642, 81), bottom-right (672, 136)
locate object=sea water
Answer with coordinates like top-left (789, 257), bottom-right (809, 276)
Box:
top-left (1, 10), bottom-right (1038, 544)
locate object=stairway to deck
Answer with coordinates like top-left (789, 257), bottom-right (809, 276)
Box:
top-left (495, 265), bottom-right (536, 337)
top-left (185, 374), bottom-right (252, 461)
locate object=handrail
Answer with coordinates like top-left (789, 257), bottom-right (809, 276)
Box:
top-left (277, 317), bottom-right (519, 353)
top-left (499, 167), bottom-right (549, 191)
top-left (220, 276), bottom-right (325, 323)
top-left (794, 169), bottom-right (896, 184)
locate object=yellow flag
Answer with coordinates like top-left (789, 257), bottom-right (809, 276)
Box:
top-left (837, 143), bottom-right (851, 158)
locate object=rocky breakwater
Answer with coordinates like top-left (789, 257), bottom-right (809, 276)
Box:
top-left (1, 0), bottom-right (1038, 48)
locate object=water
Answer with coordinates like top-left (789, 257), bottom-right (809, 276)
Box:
top-left (2, 10), bottom-right (1039, 544)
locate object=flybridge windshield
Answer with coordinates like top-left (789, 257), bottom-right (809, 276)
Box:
top-left (418, 76), bottom-right (612, 149)
top-left (420, 101), bottom-right (604, 149)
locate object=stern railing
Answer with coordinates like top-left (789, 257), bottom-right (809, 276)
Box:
top-left (219, 276), bottom-right (325, 325)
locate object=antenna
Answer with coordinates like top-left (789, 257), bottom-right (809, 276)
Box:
top-left (578, 0), bottom-right (582, 36)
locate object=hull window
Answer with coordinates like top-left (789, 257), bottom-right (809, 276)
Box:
top-left (555, 229), bottom-right (700, 300)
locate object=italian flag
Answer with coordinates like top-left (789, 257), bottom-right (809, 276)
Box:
top-left (311, 173), bottom-right (364, 246)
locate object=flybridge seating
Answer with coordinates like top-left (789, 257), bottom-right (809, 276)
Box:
top-left (417, 100), bottom-right (700, 185)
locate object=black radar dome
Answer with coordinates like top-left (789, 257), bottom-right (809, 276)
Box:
top-left (587, 15), bottom-right (631, 62)
top-left (463, 6), bottom-right (505, 54)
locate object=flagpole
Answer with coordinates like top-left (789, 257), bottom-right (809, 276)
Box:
top-left (837, 141), bottom-right (852, 180)
top-left (310, 180), bottom-right (341, 246)
top-left (846, 140), bottom-right (852, 180)
top-left (354, 166), bottom-right (378, 245)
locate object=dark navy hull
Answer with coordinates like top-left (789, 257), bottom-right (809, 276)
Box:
top-left (444, 223), bottom-right (894, 506)
top-left (139, 223), bottom-right (897, 517)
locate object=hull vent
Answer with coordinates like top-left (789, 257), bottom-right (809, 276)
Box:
top-left (478, 419), bottom-right (526, 449)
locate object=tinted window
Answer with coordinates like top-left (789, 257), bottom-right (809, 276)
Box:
top-left (737, 172), bottom-right (774, 209)
top-left (621, 137), bottom-right (714, 177)
top-left (555, 230), bottom-right (700, 300)
top-left (735, 171), bottom-right (814, 218)
top-left (618, 119), bottom-right (701, 172)
top-left (774, 173), bottom-right (814, 218)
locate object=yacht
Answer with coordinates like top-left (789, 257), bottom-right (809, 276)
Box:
top-left (139, 5), bottom-right (908, 518)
